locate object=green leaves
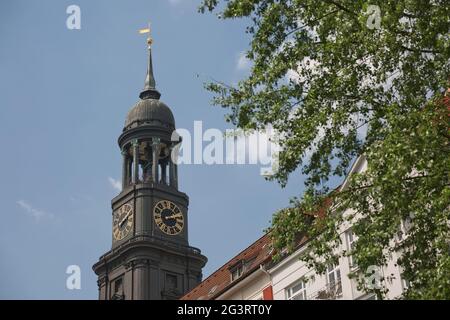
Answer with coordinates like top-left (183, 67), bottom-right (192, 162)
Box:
top-left (201, 0), bottom-right (450, 299)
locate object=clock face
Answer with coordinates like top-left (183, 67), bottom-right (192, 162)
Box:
top-left (113, 203), bottom-right (134, 241)
top-left (153, 200), bottom-right (184, 236)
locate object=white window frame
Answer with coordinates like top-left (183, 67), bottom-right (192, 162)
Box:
top-left (286, 278), bottom-right (307, 300)
top-left (400, 272), bottom-right (411, 291)
top-left (327, 264), bottom-right (342, 296)
top-left (402, 278), bottom-right (411, 291)
top-left (396, 214), bottom-right (414, 242)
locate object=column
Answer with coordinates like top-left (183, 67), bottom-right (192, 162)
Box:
top-left (97, 275), bottom-right (108, 300)
top-left (148, 261), bottom-right (160, 299)
top-left (127, 157), bottom-right (132, 185)
top-left (161, 160), bottom-right (167, 184)
top-left (169, 144), bottom-right (178, 189)
top-left (169, 160), bottom-right (174, 187)
top-left (169, 160), bottom-right (178, 189)
top-left (121, 148), bottom-right (128, 189)
top-left (133, 259), bottom-right (149, 300)
top-left (132, 140), bottom-right (139, 184)
top-left (186, 270), bottom-right (201, 292)
top-left (144, 142), bottom-right (152, 183)
top-left (142, 165), bottom-right (148, 183)
top-left (151, 138), bottom-right (161, 184)
top-left (173, 163), bottom-right (178, 189)
top-left (123, 262), bottom-right (134, 300)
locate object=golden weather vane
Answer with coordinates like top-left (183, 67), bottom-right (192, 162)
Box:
top-left (138, 22), bottom-right (153, 47)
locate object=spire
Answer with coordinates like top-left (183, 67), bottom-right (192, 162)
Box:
top-left (139, 25), bottom-right (161, 100)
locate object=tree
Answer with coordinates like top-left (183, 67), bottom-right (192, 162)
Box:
top-left (200, 0), bottom-right (450, 299)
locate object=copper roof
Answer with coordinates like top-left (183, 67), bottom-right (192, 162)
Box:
top-left (124, 99), bottom-right (175, 130)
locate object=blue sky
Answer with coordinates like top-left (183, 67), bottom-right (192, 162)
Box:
top-left (0, 0), bottom-right (309, 299)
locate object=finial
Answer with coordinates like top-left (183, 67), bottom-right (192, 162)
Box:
top-left (139, 23), bottom-right (152, 47)
top-left (138, 22), bottom-right (161, 100)
top-left (147, 36), bottom-right (153, 47)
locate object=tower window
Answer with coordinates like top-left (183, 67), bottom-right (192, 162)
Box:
top-left (111, 277), bottom-right (124, 300)
top-left (114, 278), bottom-right (123, 294)
top-left (327, 264), bottom-right (342, 296)
top-left (166, 274), bottom-right (178, 290)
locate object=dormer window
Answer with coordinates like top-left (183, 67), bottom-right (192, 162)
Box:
top-left (229, 260), bottom-right (246, 282)
top-left (231, 265), bottom-right (244, 281)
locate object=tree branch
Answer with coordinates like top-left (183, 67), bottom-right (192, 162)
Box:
top-left (285, 9), bottom-right (340, 37)
top-left (325, 0), bottom-right (358, 16)
top-left (339, 174), bottom-right (446, 195)
top-left (400, 45), bottom-right (441, 54)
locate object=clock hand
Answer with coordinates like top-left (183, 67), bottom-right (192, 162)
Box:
top-left (166, 213), bottom-right (182, 220)
top-left (119, 212), bottom-right (130, 227)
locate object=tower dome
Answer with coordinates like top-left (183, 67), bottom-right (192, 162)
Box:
top-left (124, 99), bottom-right (175, 130)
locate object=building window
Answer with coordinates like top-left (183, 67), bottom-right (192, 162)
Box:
top-left (400, 273), bottom-right (411, 291)
top-left (111, 277), bottom-right (124, 300)
top-left (396, 214), bottom-right (414, 242)
top-left (286, 279), bottom-right (307, 300)
top-left (327, 264), bottom-right (342, 296)
top-left (229, 257), bottom-right (256, 282)
top-left (345, 229), bottom-right (357, 269)
top-left (402, 278), bottom-right (410, 291)
top-left (114, 278), bottom-right (123, 293)
top-left (162, 273), bottom-right (182, 300)
top-left (231, 265), bottom-right (244, 281)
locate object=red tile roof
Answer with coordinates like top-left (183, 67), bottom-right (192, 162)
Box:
top-left (181, 233), bottom-right (273, 300)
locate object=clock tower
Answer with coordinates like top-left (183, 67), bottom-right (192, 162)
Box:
top-left (92, 31), bottom-right (207, 300)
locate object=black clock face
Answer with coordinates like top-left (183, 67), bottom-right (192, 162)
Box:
top-left (153, 200), bottom-right (184, 236)
top-left (113, 203), bottom-right (134, 241)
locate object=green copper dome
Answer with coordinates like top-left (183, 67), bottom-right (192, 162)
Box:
top-left (124, 99), bottom-right (175, 130)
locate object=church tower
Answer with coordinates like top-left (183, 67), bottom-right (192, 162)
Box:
top-left (93, 29), bottom-right (207, 300)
